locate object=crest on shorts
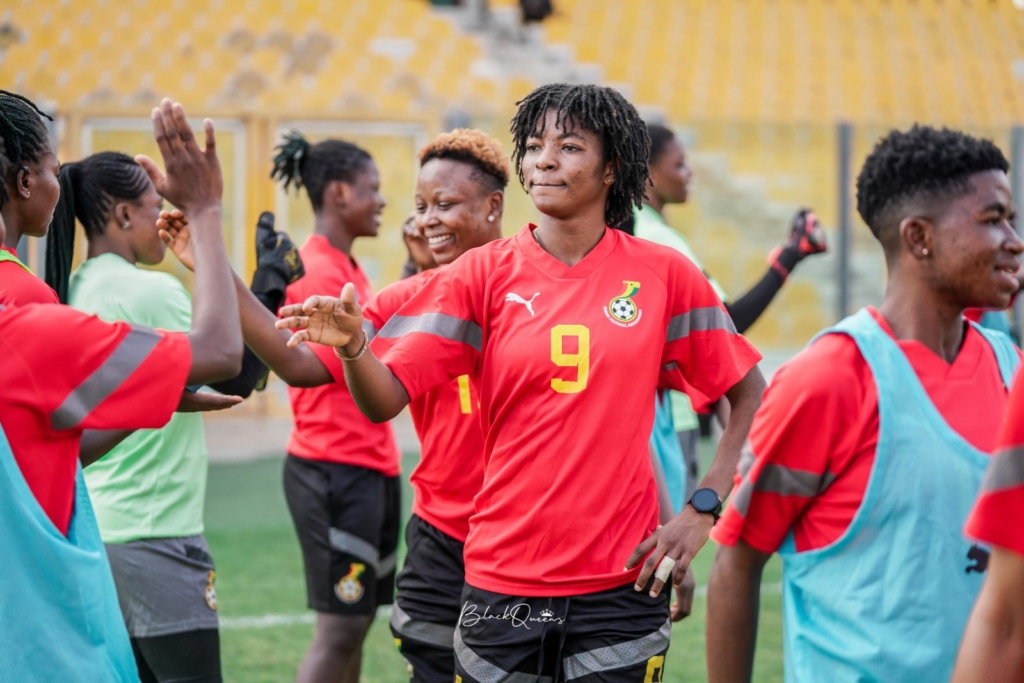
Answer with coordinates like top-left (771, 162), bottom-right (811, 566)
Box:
top-left (205, 570), bottom-right (218, 611)
top-left (606, 281), bottom-right (642, 327)
top-left (335, 563), bottom-right (366, 604)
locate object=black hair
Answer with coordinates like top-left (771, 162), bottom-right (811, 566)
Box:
top-left (510, 83), bottom-right (651, 228)
top-left (0, 132), bottom-right (9, 208)
top-left (646, 122), bottom-right (677, 165)
top-left (0, 90), bottom-right (53, 210)
top-left (46, 152), bottom-right (151, 302)
top-left (856, 125), bottom-right (1010, 243)
top-left (271, 130), bottom-right (373, 212)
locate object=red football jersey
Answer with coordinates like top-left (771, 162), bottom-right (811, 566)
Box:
top-left (0, 245), bottom-right (60, 306)
top-left (714, 307), bottom-right (1015, 554)
top-left (363, 268), bottom-right (485, 542)
top-left (284, 235), bottom-right (400, 476)
top-left (966, 368), bottom-right (1024, 557)
top-left (0, 303), bottom-right (191, 535)
top-left (372, 225), bottom-right (760, 596)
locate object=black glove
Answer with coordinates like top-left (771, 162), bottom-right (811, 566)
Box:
top-left (768, 208), bottom-right (828, 279)
top-left (250, 212), bottom-right (305, 304)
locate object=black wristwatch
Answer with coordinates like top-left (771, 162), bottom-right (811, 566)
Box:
top-left (688, 488), bottom-right (723, 524)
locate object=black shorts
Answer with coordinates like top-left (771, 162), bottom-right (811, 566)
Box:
top-left (390, 514), bottom-right (465, 682)
top-left (455, 580), bottom-right (671, 683)
top-left (283, 455), bottom-right (401, 615)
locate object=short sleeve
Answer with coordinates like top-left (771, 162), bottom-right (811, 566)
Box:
top-left (3, 304), bottom-right (191, 432)
top-left (371, 260), bottom-right (483, 401)
top-left (660, 255), bottom-right (760, 401)
top-left (712, 336), bottom-right (870, 554)
top-left (966, 371), bottom-right (1024, 557)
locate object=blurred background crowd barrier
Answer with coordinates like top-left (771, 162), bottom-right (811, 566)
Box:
top-left (6, 0), bottom-right (1024, 403)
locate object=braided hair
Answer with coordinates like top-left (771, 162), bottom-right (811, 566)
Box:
top-left (0, 90), bottom-right (54, 210)
top-left (418, 129), bottom-right (510, 193)
top-left (509, 84), bottom-right (650, 228)
top-left (271, 130), bottom-right (373, 211)
top-left (856, 125), bottom-right (1010, 245)
top-left (46, 152), bottom-right (151, 302)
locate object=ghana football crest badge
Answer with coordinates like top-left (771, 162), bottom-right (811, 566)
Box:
top-left (605, 280), bottom-right (642, 327)
top-left (205, 570), bottom-right (218, 610)
top-left (336, 563), bottom-right (366, 604)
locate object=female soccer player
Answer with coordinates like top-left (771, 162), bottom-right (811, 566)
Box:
top-left (630, 122), bottom-right (827, 503)
top-left (0, 99), bottom-right (242, 682)
top-left (0, 90), bottom-right (60, 305)
top-left (43, 150), bottom-right (262, 683)
top-left (359, 129), bottom-right (505, 683)
top-left (278, 83), bottom-right (765, 681)
top-left (157, 135), bottom-right (399, 683)
top-left (952, 373), bottom-right (1024, 683)
top-left (707, 126), bottom-right (1023, 683)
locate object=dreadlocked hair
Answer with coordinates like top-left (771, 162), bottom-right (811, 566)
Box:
top-left (646, 123), bottom-right (677, 165)
top-left (46, 152), bottom-right (151, 303)
top-left (271, 130), bottom-right (372, 212)
top-left (0, 132), bottom-right (9, 208)
top-left (509, 83), bottom-right (650, 228)
top-left (0, 90), bottom-right (53, 210)
top-left (856, 125), bottom-right (1009, 243)
top-left (419, 129), bottom-right (510, 193)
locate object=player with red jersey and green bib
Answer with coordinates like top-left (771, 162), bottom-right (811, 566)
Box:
top-left (360, 128), bottom-right (507, 683)
top-left (277, 83), bottom-right (765, 681)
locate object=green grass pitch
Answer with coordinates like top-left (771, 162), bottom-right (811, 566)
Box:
top-left (204, 452), bottom-right (785, 682)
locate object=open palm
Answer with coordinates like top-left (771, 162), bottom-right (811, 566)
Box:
top-left (276, 282), bottom-right (364, 349)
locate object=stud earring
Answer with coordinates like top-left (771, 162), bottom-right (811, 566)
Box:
top-left (122, 221), bottom-right (131, 230)
top-left (922, 248), bottom-right (929, 256)
top-left (487, 215), bottom-right (495, 223)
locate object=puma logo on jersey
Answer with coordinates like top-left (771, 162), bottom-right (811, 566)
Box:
top-left (506, 292), bottom-right (539, 316)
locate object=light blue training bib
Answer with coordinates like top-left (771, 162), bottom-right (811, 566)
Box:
top-left (779, 308), bottom-right (1018, 683)
top-left (0, 422), bottom-right (139, 682)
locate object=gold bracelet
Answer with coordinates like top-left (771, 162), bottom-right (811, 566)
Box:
top-left (334, 332), bottom-right (368, 362)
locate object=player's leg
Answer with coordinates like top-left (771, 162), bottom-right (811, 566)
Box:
top-left (391, 515), bottom-right (466, 682)
top-left (105, 536), bottom-right (222, 682)
top-left (284, 455), bottom-right (388, 682)
top-left (130, 629), bottom-right (222, 683)
top-left (559, 581), bottom-right (671, 683)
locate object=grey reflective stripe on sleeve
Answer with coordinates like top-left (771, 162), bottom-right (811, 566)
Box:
top-left (981, 446), bottom-right (1024, 493)
top-left (455, 625), bottom-right (553, 683)
top-left (328, 528), bottom-right (381, 573)
top-left (51, 325), bottom-right (163, 431)
top-left (377, 313), bottom-right (483, 353)
top-left (562, 618), bottom-right (671, 681)
top-left (733, 463), bottom-right (836, 517)
top-left (390, 603), bottom-right (455, 649)
top-left (379, 551), bottom-right (397, 576)
top-left (666, 306), bottom-right (737, 342)
top-left (362, 319), bottom-right (379, 342)
top-left (737, 441), bottom-right (757, 479)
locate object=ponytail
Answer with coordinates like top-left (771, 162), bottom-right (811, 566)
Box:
top-left (45, 162), bottom-right (80, 302)
top-left (45, 152), bottom-right (150, 303)
top-left (271, 130), bottom-right (372, 212)
top-left (271, 130), bottom-right (311, 193)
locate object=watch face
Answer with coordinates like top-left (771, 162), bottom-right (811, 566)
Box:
top-left (692, 488), bottom-right (720, 512)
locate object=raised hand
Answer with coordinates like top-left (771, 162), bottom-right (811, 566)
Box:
top-left (135, 99), bottom-right (222, 217)
top-left (158, 209), bottom-right (194, 270)
top-left (275, 282), bottom-right (364, 349)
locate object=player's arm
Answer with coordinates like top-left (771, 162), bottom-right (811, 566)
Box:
top-left (706, 539), bottom-right (772, 683)
top-left (724, 209), bottom-right (827, 334)
top-left (135, 99), bottom-right (242, 385)
top-left (159, 212), bottom-right (334, 388)
top-left (277, 283), bottom-right (410, 420)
